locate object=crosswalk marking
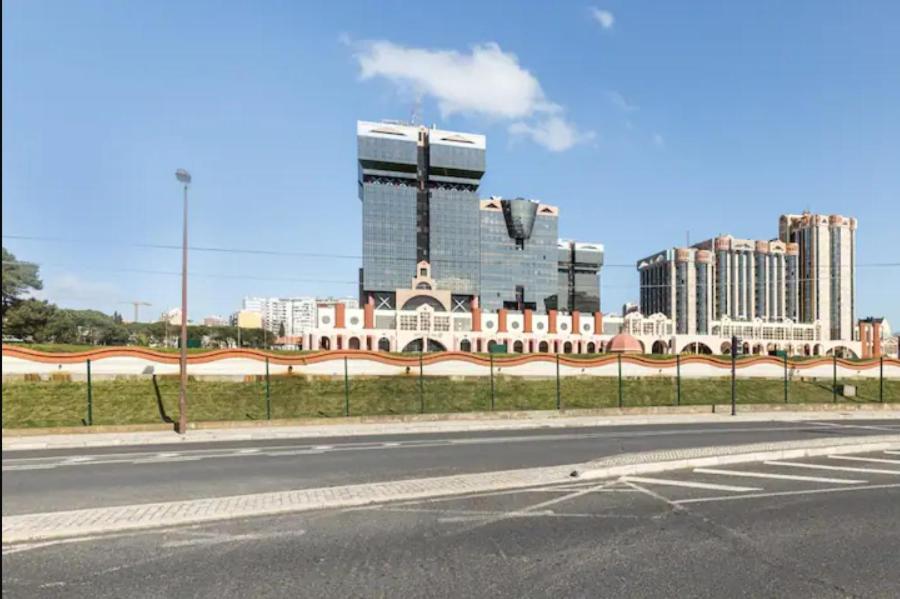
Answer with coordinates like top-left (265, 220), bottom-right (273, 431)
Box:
top-left (621, 476), bottom-right (761, 492)
top-left (693, 467), bottom-right (864, 485)
top-left (828, 455), bottom-right (900, 466)
top-left (764, 460), bottom-right (900, 476)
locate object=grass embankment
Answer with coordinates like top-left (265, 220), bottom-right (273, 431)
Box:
top-left (2, 375), bottom-right (896, 429)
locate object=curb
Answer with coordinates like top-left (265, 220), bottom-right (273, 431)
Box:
top-left (3, 434), bottom-right (898, 545)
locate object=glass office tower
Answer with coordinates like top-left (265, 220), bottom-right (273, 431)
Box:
top-left (358, 121), bottom-right (485, 307)
top-left (556, 241), bottom-right (604, 313)
top-left (479, 197), bottom-right (558, 312)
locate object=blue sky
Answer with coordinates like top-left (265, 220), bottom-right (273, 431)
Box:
top-left (3, 0), bottom-right (899, 325)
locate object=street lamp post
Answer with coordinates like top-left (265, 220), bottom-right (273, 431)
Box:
top-left (175, 168), bottom-right (191, 434)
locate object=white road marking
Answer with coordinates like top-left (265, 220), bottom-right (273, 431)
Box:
top-left (1, 464), bottom-right (58, 471)
top-left (160, 529), bottom-right (305, 548)
top-left (238, 448), bottom-right (261, 454)
top-left (764, 460), bottom-right (900, 476)
top-left (807, 421), bottom-right (900, 432)
top-left (622, 476), bottom-right (762, 492)
top-left (828, 455), bottom-right (900, 466)
top-left (673, 483), bottom-right (900, 505)
top-left (623, 480), bottom-right (683, 509)
top-left (882, 450), bottom-right (900, 455)
top-left (693, 467), bottom-right (864, 485)
top-left (131, 456), bottom-right (204, 464)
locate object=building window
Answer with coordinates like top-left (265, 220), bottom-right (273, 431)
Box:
top-left (321, 315), bottom-right (331, 325)
top-left (350, 317), bottom-right (359, 326)
top-left (400, 314), bottom-right (417, 331)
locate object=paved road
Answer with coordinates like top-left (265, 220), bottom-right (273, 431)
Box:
top-left (4, 450), bottom-right (899, 598)
top-left (3, 419), bottom-right (898, 515)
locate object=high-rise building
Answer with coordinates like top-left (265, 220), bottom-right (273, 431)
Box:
top-left (636, 212), bottom-right (856, 342)
top-left (357, 120), bottom-right (602, 314)
top-left (556, 240), bottom-right (604, 314)
top-left (478, 197), bottom-right (558, 312)
top-left (779, 213), bottom-right (856, 341)
top-left (241, 297), bottom-right (358, 338)
top-left (358, 120), bottom-right (485, 309)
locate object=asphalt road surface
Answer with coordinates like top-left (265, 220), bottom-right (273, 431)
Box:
top-left (3, 419), bottom-right (899, 516)
top-left (4, 449), bottom-right (899, 598)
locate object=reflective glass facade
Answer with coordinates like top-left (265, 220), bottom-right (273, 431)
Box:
top-left (361, 181), bottom-right (417, 292)
top-left (480, 200), bottom-right (558, 312)
top-left (429, 187), bottom-right (480, 294)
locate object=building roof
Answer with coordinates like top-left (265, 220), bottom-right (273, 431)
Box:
top-left (606, 332), bottom-right (643, 354)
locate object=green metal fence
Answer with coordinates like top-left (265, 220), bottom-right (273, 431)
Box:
top-left (1, 355), bottom-right (897, 429)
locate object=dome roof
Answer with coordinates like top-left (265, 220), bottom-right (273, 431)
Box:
top-left (607, 333), bottom-right (643, 354)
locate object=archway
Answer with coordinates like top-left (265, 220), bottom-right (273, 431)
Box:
top-left (402, 338), bottom-right (447, 353)
top-left (459, 339), bottom-right (472, 352)
top-left (319, 337), bottom-right (331, 350)
top-left (513, 340), bottom-right (524, 353)
top-left (682, 342), bottom-right (713, 355)
top-left (378, 337), bottom-right (391, 352)
top-left (720, 341), bottom-right (732, 355)
top-left (563, 341), bottom-right (573, 354)
top-left (651, 340), bottom-right (668, 355)
top-left (827, 346), bottom-right (858, 359)
top-left (538, 341), bottom-right (549, 353)
top-left (813, 344), bottom-right (823, 356)
top-left (487, 340), bottom-right (499, 353)
top-left (427, 339), bottom-right (447, 352)
top-left (586, 342), bottom-right (596, 353)
top-left (803, 344), bottom-right (811, 356)
top-left (752, 343), bottom-right (763, 355)
top-left (348, 337), bottom-right (360, 350)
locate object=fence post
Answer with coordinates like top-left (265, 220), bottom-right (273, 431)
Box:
top-left (730, 342), bottom-right (737, 416)
top-left (783, 353), bottom-right (789, 404)
top-left (555, 353), bottom-right (561, 410)
top-left (86, 359), bottom-right (93, 426)
top-left (265, 357), bottom-right (271, 420)
top-left (833, 354), bottom-right (838, 403)
top-left (343, 356), bottom-right (350, 417)
top-left (617, 354), bottom-right (623, 409)
top-left (489, 353), bottom-right (495, 411)
top-left (675, 354), bottom-right (681, 406)
top-left (419, 352), bottom-right (424, 414)
top-left (880, 356), bottom-right (884, 403)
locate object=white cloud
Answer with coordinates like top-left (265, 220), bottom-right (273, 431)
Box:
top-left (355, 40), bottom-right (558, 120)
top-left (606, 91), bottom-right (638, 112)
top-left (353, 40), bottom-right (590, 151)
top-left (509, 117), bottom-right (595, 152)
top-left (590, 7), bottom-right (615, 29)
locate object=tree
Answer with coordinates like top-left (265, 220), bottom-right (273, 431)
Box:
top-left (278, 322), bottom-right (286, 338)
top-left (112, 311), bottom-right (124, 324)
top-left (3, 299), bottom-right (57, 341)
top-left (45, 309), bottom-right (79, 344)
top-left (2, 247), bottom-right (42, 318)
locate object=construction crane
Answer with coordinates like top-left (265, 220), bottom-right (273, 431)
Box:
top-left (120, 300), bottom-right (152, 323)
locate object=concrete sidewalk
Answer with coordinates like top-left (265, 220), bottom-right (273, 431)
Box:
top-left (4, 434), bottom-right (897, 544)
top-left (3, 406), bottom-right (898, 451)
